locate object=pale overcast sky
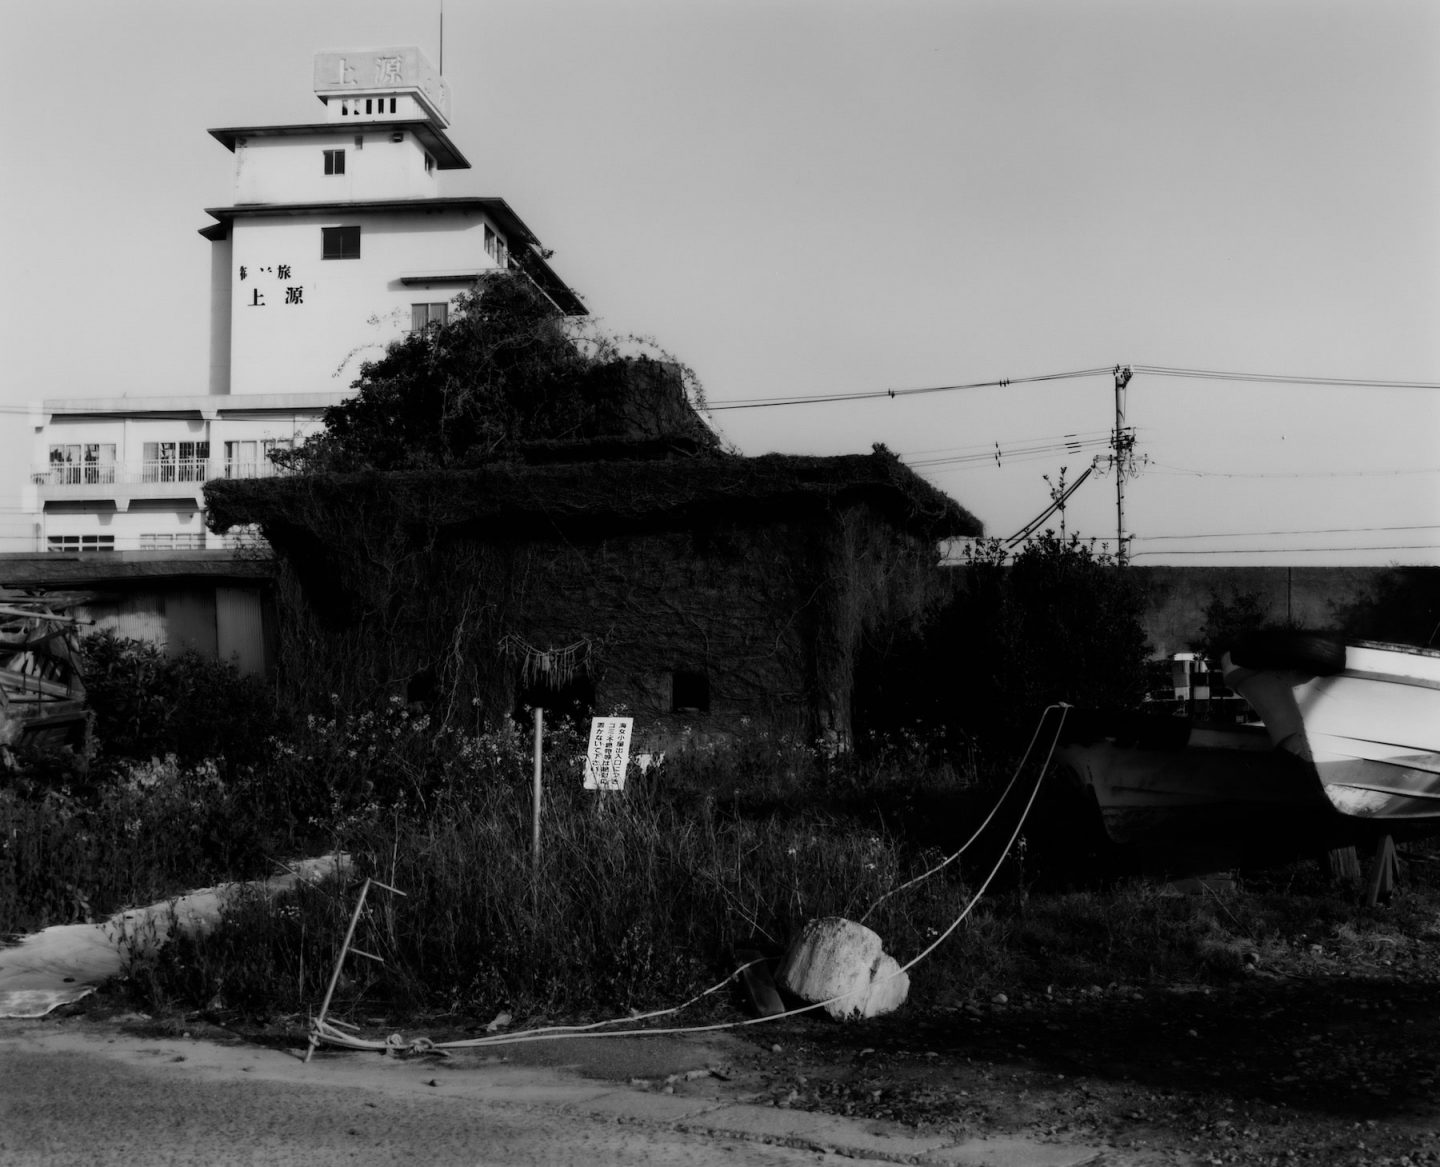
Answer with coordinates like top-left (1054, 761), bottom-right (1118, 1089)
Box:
top-left (2, 0), bottom-right (1437, 563)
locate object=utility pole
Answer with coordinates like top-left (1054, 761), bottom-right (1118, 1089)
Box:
top-left (1111, 365), bottom-right (1134, 564)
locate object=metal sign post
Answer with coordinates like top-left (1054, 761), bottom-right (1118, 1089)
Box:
top-left (531, 706), bottom-right (544, 881)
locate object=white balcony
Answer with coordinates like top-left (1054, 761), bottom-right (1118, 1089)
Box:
top-left (33, 457), bottom-right (291, 509)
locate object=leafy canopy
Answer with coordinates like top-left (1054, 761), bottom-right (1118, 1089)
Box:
top-left (277, 273), bottom-right (699, 474)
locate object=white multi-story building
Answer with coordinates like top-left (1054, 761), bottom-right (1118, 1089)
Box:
top-left (25, 47), bottom-right (583, 554)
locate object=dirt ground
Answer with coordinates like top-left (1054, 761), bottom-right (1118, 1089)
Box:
top-left (56, 913), bottom-right (1436, 1167)
top-left (721, 939), bottom-right (1440, 1166)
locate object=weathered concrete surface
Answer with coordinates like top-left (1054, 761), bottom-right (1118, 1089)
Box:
top-left (0, 1019), bottom-right (1109, 1166)
top-left (0, 856), bottom-right (341, 1019)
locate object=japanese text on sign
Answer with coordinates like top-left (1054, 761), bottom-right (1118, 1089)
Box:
top-left (584, 717), bottom-right (633, 791)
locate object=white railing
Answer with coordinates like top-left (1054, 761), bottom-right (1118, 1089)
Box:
top-left (34, 459), bottom-right (292, 488)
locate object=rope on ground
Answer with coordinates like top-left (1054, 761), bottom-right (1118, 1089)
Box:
top-left (859, 704), bottom-right (1066, 924)
top-left (307, 705), bottom-right (1072, 1057)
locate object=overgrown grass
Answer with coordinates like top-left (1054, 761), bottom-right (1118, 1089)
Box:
top-left (12, 659), bottom-right (1437, 1027)
top-left (0, 756), bottom-right (318, 936)
top-left (121, 736), bottom-right (977, 1019)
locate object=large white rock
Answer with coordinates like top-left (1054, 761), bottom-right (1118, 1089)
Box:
top-left (777, 916), bottom-right (909, 1021)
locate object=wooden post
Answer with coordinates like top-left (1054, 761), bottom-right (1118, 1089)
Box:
top-left (1324, 845), bottom-right (1361, 883)
top-left (1365, 834), bottom-right (1398, 907)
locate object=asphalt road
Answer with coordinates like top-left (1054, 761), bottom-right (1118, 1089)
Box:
top-left (0, 1022), bottom-right (838, 1167)
top-left (0, 1019), bottom-right (1103, 1167)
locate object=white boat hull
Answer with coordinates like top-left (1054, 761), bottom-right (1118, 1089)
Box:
top-left (1228, 640), bottom-right (1440, 824)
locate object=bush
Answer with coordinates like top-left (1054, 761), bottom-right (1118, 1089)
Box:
top-left (868, 533), bottom-right (1150, 750)
top-left (0, 756), bottom-right (304, 935)
top-left (78, 631), bottom-right (279, 774)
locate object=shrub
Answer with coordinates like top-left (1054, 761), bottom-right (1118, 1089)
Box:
top-left (78, 631), bottom-right (278, 774)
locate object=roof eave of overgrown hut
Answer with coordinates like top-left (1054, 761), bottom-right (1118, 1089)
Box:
top-left (204, 449), bottom-right (983, 543)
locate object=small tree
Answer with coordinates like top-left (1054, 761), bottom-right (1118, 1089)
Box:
top-left (276, 272), bottom-right (704, 474)
top-left (864, 532), bottom-right (1151, 748)
top-left (1192, 588), bottom-right (1276, 664)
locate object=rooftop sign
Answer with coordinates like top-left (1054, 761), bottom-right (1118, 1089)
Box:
top-left (313, 48), bottom-right (451, 124)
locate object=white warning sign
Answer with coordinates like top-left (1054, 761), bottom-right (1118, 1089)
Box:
top-left (584, 717), bottom-right (633, 791)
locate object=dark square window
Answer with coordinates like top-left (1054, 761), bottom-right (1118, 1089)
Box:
top-left (323, 148), bottom-right (345, 175)
top-left (322, 225), bottom-right (360, 260)
top-left (671, 670), bottom-right (710, 714)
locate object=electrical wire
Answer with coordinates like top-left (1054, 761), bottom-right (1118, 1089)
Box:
top-left (704, 362), bottom-right (1440, 413)
top-left (1136, 523), bottom-right (1440, 542)
top-left (1131, 365), bottom-right (1440, 391)
top-left (705, 366), bottom-right (1114, 411)
top-left (1131, 544), bottom-right (1439, 558)
top-left (1146, 461), bottom-right (1440, 480)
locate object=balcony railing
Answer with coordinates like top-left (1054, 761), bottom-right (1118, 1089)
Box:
top-left (34, 459), bottom-right (292, 488)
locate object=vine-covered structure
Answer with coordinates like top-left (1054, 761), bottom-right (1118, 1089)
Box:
top-left (205, 443), bottom-right (980, 746)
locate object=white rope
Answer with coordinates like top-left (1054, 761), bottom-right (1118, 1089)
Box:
top-left (859, 704), bottom-right (1064, 924)
top-left (308, 705), bottom-right (1071, 1055)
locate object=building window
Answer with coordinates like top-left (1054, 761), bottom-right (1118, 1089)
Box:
top-left (139, 533), bottom-right (204, 550)
top-left (224, 438), bottom-right (293, 479)
top-left (48, 443), bottom-right (117, 485)
top-left (410, 302), bottom-right (448, 332)
top-left (322, 225), bottom-right (361, 260)
top-left (484, 225), bottom-right (508, 266)
top-left (424, 153), bottom-right (435, 175)
top-left (141, 441), bottom-right (209, 483)
top-left (47, 535), bottom-right (115, 553)
top-left (323, 148), bottom-right (345, 175)
top-left (671, 670), bottom-right (710, 714)
top-left (389, 97), bottom-right (397, 113)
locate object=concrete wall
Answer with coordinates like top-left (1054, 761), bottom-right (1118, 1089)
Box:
top-left (224, 208), bottom-right (506, 395)
top-left (1133, 566), bottom-right (1403, 658)
top-left (0, 552), bottom-right (276, 676)
top-left (234, 131), bottom-right (438, 205)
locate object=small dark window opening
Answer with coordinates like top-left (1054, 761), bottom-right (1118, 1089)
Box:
top-left (389, 97), bottom-right (397, 113)
top-left (672, 670), bottom-right (710, 714)
top-left (321, 225), bottom-right (361, 260)
top-left (323, 148), bottom-right (345, 175)
top-left (365, 98), bottom-right (373, 114)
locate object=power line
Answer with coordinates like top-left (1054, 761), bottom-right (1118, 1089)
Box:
top-left (907, 435), bottom-right (1114, 470)
top-left (705, 366), bottom-right (1114, 411)
top-left (1147, 461), bottom-right (1440, 480)
top-left (1137, 523), bottom-right (1440, 542)
top-left (1131, 544), bottom-right (1439, 558)
top-left (1132, 365), bottom-right (1440, 391)
top-left (706, 362), bottom-right (1440, 412)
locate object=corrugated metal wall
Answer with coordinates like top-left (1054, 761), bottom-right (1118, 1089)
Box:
top-left (216, 586), bottom-right (267, 676)
top-left (77, 584), bottom-right (270, 676)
